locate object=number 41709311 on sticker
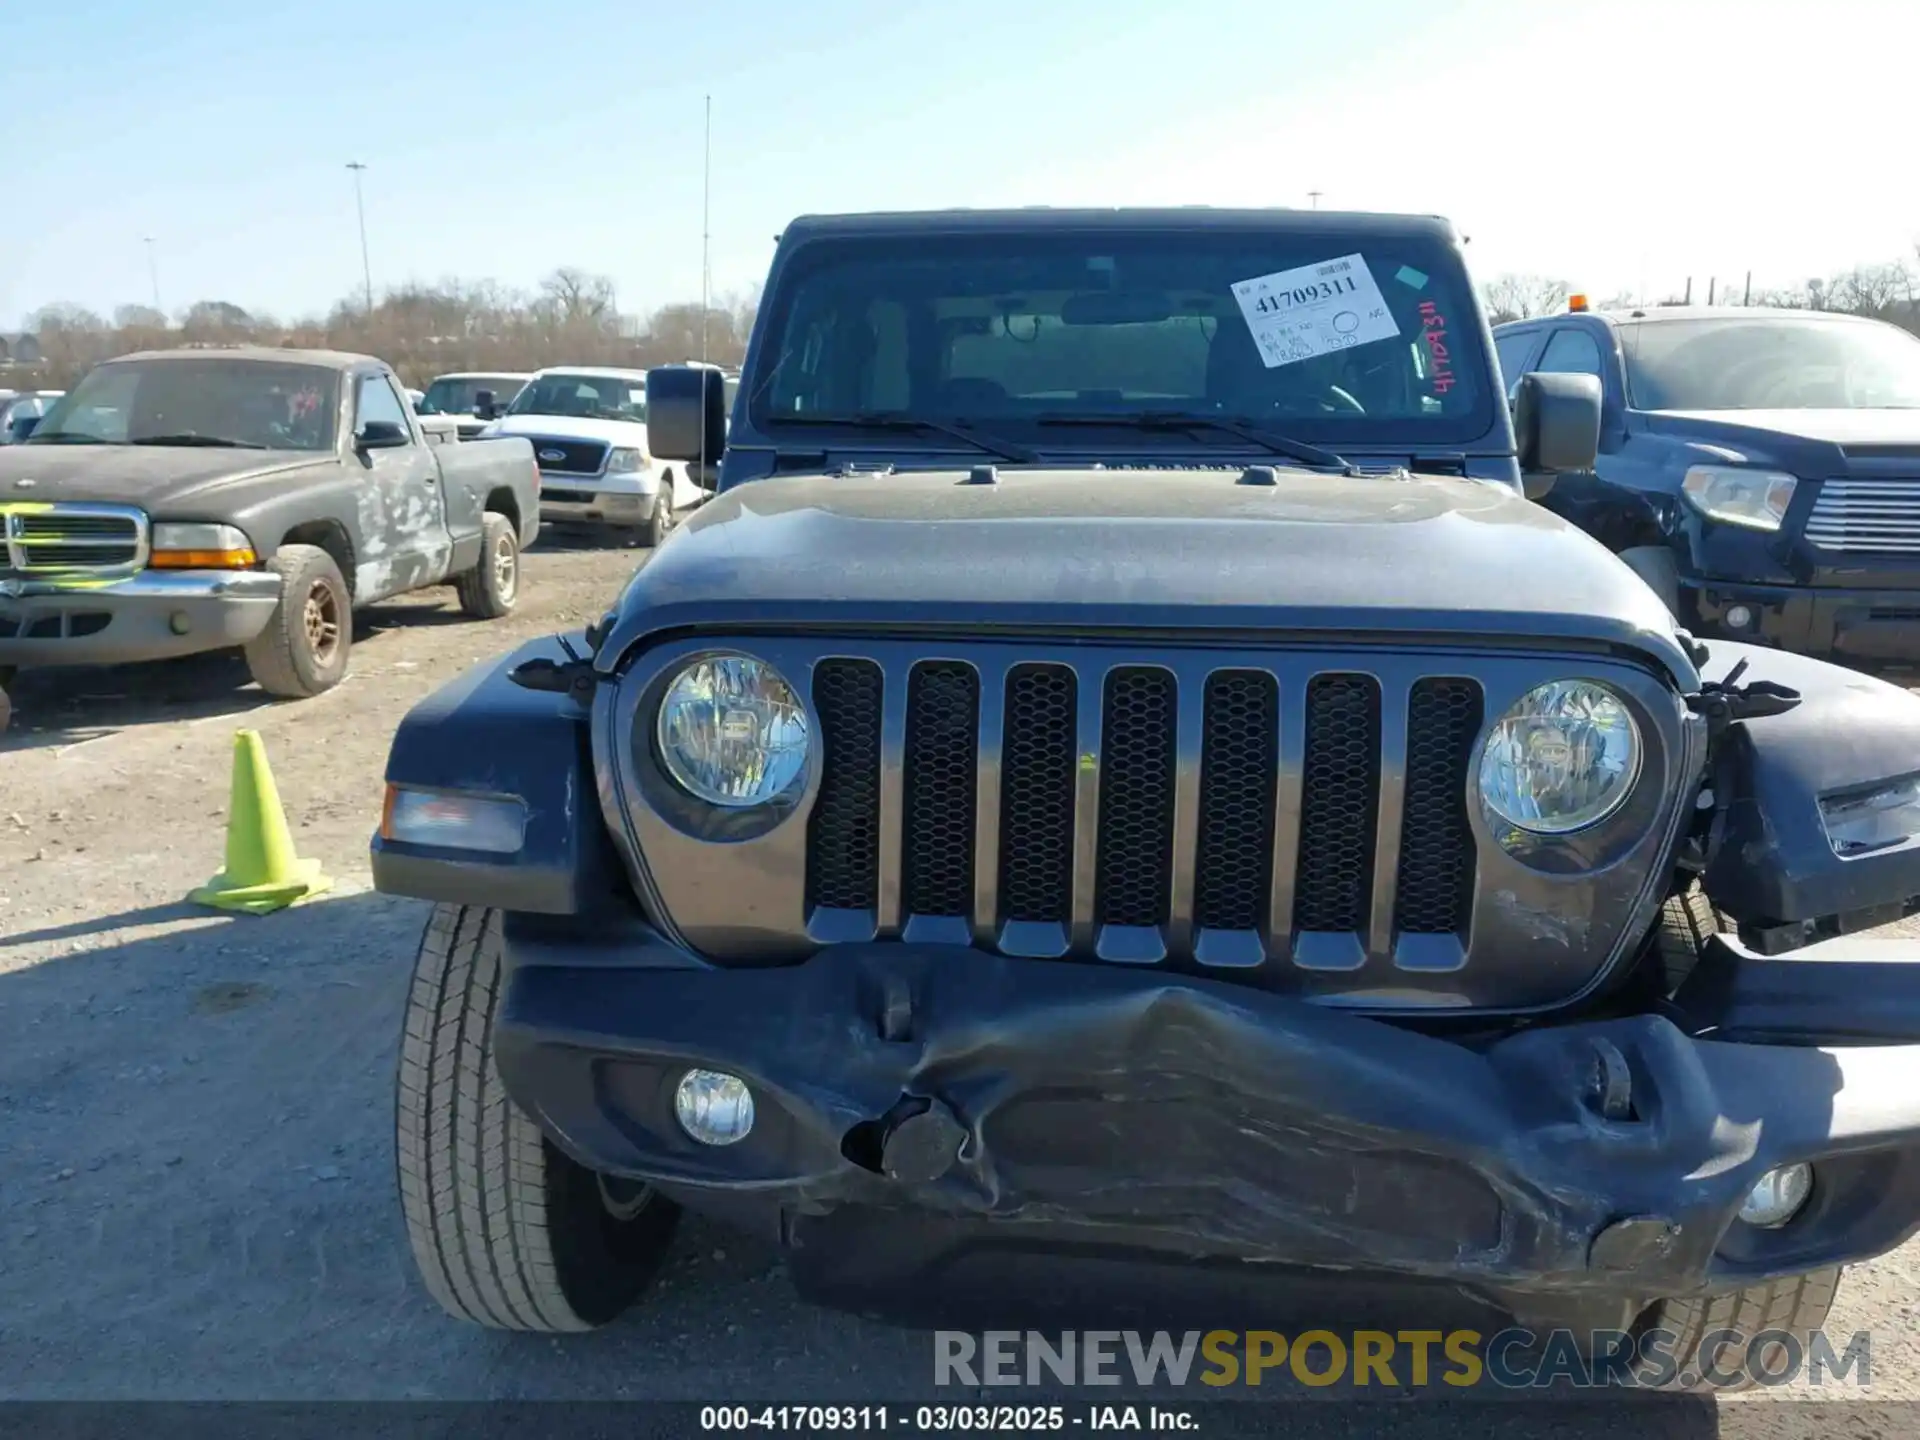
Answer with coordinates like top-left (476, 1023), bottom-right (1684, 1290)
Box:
top-left (1229, 254), bottom-right (1401, 370)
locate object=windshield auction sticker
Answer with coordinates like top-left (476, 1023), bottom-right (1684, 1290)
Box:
top-left (1231, 254), bottom-right (1401, 368)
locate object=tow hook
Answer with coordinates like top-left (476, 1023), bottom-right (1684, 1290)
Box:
top-left (879, 1097), bottom-right (967, 1184)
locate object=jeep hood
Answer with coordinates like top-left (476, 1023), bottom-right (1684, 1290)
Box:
top-left (598, 467), bottom-right (1698, 685)
top-left (0, 445), bottom-right (330, 509)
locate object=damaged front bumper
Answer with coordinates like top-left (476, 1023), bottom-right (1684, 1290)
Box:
top-left (495, 919), bottom-right (1920, 1319)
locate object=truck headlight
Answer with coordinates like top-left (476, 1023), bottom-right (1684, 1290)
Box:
top-left (605, 447), bottom-right (646, 473)
top-left (149, 522), bottom-right (257, 569)
top-left (1479, 680), bottom-right (1641, 834)
top-left (1681, 465), bottom-right (1798, 531)
top-left (1820, 775), bottom-right (1920, 857)
top-left (656, 654), bottom-right (810, 807)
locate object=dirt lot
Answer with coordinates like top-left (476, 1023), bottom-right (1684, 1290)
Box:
top-left (2, 532), bottom-right (1917, 1434)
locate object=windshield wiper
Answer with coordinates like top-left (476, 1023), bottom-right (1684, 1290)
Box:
top-left (24, 433), bottom-right (114, 445)
top-left (778, 412), bottom-right (1037, 465)
top-left (1035, 411), bottom-right (1351, 472)
top-left (131, 434), bottom-right (267, 449)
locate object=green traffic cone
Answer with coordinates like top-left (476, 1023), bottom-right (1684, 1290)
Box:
top-left (189, 729), bottom-right (332, 915)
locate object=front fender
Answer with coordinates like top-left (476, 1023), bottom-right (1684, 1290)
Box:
top-left (1702, 641), bottom-right (1920, 947)
top-left (370, 633), bottom-right (628, 916)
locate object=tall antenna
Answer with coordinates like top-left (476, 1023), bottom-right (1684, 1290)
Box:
top-left (698, 94), bottom-right (713, 489)
top-left (701, 94), bottom-right (712, 368)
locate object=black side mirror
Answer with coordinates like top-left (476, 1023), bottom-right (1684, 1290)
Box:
top-left (10, 416), bottom-right (39, 441)
top-left (1514, 371), bottom-right (1601, 480)
top-left (645, 365), bottom-right (728, 464)
top-left (357, 419), bottom-right (409, 450)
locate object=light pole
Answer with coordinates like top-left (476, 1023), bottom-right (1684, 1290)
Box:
top-left (142, 236), bottom-right (162, 315)
top-left (346, 162), bottom-right (374, 313)
top-left (1308, 190), bottom-right (1322, 209)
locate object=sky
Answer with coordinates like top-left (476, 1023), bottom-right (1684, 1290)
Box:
top-left (3, 0), bottom-right (1917, 330)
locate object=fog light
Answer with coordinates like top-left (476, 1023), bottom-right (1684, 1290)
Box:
top-left (1726, 604), bottom-right (1754, 630)
top-left (1739, 1162), bottom-right (1813, 1228)
top-left (674, 1068), bottom-right (754, 1146)
top-left (169, 611), bottom-right (192, 635)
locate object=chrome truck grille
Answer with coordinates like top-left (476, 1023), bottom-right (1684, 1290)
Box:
top-left (807, 657), bottom-right (1480, 968)
top-left (602, 637), bottom-right (1697, 1013)
top-left (0, 503), bottom-right (148, 577)
top-left (1806, 480), bottom-right (1920, 553)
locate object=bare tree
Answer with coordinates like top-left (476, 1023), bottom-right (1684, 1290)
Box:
top-left (538, 268), bottom-right (617, 326)
top-left (1480, 274), bottom-right (1572, 326)
top-left (1826, 262), bottom-right (1913, 320)
top-left (113, 304), bottom-right (168, 330)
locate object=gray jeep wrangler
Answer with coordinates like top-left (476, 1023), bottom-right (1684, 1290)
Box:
top-left (371, 209), bottom-right (1920, 1386)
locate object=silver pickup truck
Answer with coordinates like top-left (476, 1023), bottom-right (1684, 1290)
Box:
top-left (0, 346), bottom-right (541, 727)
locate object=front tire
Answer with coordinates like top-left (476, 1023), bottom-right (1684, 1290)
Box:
top-left (1634, 1270), bottom-right (1844, 1391)
top-left (454, 512), bottom-right (520, 619)
top-left (644, 481), bottom-right (674, 548)
top-left (395, 905), bottom-right (679, 1331)
top-left (243, 544), bottom-right (351, 699)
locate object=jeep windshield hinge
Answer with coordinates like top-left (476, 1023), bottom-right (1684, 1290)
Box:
top-left (509, 634), bottom-right (601, 705)
top-left (1687, 656), bottom-right (1802, 740)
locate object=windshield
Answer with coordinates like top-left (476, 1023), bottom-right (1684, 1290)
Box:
top-left (505, 372), bottom-right (646, 422)
top-left (420, 375), bottom-right (525, 415)
top-left (28, 359), bottom-right (340, 450)
top-left (751, 230), bottom-right (1492, 445)
top-left (1622, 317), bottom-right (1920, 411)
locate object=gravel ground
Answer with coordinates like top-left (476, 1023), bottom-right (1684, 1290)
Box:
top-left (2, 530), bottom-right (1917, 1436)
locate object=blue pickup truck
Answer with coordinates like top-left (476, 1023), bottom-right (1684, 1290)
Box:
top-left (1493, 304), bottom-right (1920, 663)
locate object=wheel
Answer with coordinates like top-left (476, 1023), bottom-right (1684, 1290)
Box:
top-left (454, 512), bottom-right (519, 619)
top-left (0, 666), bottom-right (13, 737)
top-left (394, 905), bottom-right (680, 1331)
top-left (1618, 545), bottom-right (1682, 617)
top-left (644, 481), bottom-right (674, 548)
top-left (1633, 1270), bottom-right (1843, 1391)
top-left (242, 544), bottom-right (351, 699)
top-left (1652, 882), bottom-right (1721, 996)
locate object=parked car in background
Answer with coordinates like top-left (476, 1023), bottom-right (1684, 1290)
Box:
top-left (419, 371), bottom-right (533, 441)
top-left (477, 365), bottom-right (706, 545)
top-left (0, 347), bottom-right (541, 721)
top-left (1494, 304), bottom-right (1920, 664)
top-left (0, 391), bottom-right (65, 444)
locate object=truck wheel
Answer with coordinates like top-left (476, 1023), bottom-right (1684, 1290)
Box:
top-left (1633, 1269), bottom-right (1843, 1391)
top-left (1618, 546), bottom-right (1682, 617)
top-left (1652, 882), bottom-right (1721, 996)
top-left (0, 666), bottom-right (13, 736)
top-left (454, 512), bottom-right (519, 619)
top-left (644, 483), bottom-right (674, 548)
top-left (243, 545), bottom-right (351, 699)
top-left (395, 904), bottom-right (680, 1331)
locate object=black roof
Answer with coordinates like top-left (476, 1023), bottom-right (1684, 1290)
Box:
top-left (780, 207), bottom-right (1460, 243)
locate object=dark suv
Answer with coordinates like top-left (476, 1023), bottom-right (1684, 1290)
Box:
top-left (370, 210), bottom-right (1920, 1388)
top-left (1495, 305), bottom-right (1920, 663)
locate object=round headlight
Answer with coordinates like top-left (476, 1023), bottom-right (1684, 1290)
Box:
top-left (656, 654), bottom-right (810, 807)
top-left (1479, 680), bottom-right (1641, 835)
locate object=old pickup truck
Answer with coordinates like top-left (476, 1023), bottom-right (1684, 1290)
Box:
top-left (0, 347), bottom-right (541, 724)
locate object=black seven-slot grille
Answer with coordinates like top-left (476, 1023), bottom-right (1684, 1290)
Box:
top-left (807, 657), bottom-right (1484, 969)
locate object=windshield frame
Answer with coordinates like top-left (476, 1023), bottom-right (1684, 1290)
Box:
top-left (504, 371), bottom-right (648, 423)
top-left (27, 358), bottom-right (343, 451)
top-left (1619, 314), bottom-right (1920, 412)
top-left (744, 228), bottom-right (1501, 452)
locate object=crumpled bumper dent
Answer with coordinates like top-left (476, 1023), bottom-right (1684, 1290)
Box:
top-left (494, 931), bottom-right (1920, 1305)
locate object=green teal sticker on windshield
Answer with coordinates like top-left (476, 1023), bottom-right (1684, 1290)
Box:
top-left (1395, 265), bottom-right (1429, 290)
